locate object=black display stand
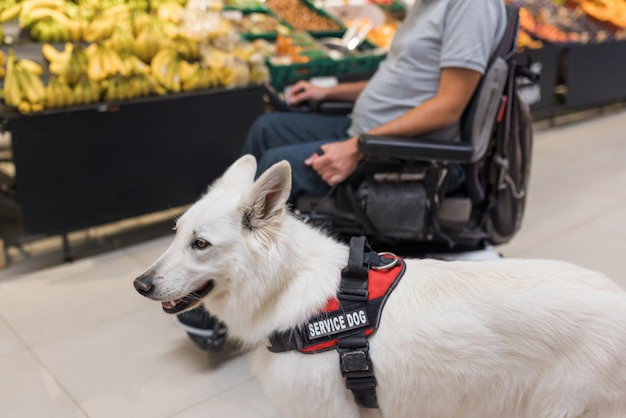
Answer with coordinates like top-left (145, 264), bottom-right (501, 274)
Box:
top-left (4, 86), bottom-right (265, 238)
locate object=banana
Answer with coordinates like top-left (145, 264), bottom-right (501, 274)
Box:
top-left (178, 60), bottom-right (198, 84)
top-left (17, 100), bottom-right (32, 114)
top-left (157, 2), bottom-right (183, 23)
top-left (42, 43), bottom-right (63, 62)
top-left (87, 46), bottom-right (106, 82)
top-left (16, 59), bottom-right (44, 75)
top-left (0, 2), bottom-right (22, 23)
top-left (102, 3), bottom-right (130, 20)
top-left (19, 0), bottom-right (64, 21)
top-left (84, 15), bottom-right (116, 42)
top-left (3, 50), bottom-right (23, 107)
top-left (15, 62), bottom-right (46, 104)
top-left (0, 50), bottom-right (5, 67)
top-left (162, 57), bottom-right (181, 92)
top-left (21, 8), bottom-right (71, 28)
top-left (102, 47), bottom-right (122, 77)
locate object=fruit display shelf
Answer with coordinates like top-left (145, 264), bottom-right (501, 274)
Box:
top-left (1, 84), bottom-right (265, 238)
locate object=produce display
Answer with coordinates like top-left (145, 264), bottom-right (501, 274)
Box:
top-left (569, 0), bottom-right (626, 29)
top-left (264, 0), bottom-right (342, 32)
top-left (508, 0), bottom-right (626, 49)
top-left (225, 11), bottom-right (289, 37)
top-left (270, 31), bottom-right (329, 64)
top-left (0, 0), bottom-right (272, 114)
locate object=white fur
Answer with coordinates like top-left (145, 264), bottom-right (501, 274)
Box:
top-left (138, 155), bottom-right (626, 418)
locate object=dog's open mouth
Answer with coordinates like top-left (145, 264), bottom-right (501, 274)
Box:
top-left (161, 280), bottom-right (214, 314)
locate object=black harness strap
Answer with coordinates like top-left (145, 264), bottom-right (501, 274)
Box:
top-left (337, 236), bottom-right (378, 409)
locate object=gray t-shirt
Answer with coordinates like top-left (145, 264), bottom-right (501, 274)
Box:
top-left (348, 0), bottom-right (507, 139)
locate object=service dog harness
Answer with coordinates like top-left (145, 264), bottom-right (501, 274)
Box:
top-left (265, 236), bottom-right (406, 409)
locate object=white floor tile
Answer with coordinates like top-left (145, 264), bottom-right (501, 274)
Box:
top-left (0, 349), bottom-right (87, 418)
top-left (0, 251), bottom-right (150, 346)
top-left (169, 379), bottom-right (285, 418)
top-left (0, 316), bottom-right (25, 357)
top-left (31, 308), bottom-right (253, 418)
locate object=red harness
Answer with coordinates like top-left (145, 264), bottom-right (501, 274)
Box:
top-left (265, 237), bottom-right (405, 409)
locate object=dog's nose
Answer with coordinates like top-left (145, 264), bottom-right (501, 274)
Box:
top-left (134, 274), bottom-right (154, 296)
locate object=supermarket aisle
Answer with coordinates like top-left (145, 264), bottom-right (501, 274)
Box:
top-left (1, 110), bottom-right (626, 418)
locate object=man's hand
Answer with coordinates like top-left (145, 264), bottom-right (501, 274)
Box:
top-left (288, 81), bottom-right (328, 106)
top-left (304, 137), bottom-right (363, 186)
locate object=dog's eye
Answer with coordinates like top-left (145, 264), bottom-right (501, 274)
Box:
top-left (192, 238), bottom-right (210, 250)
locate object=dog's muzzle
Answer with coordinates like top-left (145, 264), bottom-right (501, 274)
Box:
top-left (133, 274), bottom-right (215, 314)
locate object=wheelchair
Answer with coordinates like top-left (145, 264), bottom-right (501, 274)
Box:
top-left (290, 4), bottom-right (536, 257)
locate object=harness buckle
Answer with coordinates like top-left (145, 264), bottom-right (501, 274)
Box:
top-left (339, 347), bottom-right (373, 377)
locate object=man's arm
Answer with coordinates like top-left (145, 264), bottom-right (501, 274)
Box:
top-left (366, 67), bottom-right (481, 137)
top-left (288, 80), bottom-right (368, 105)
top-left (306, 67), bottom-right (482, 186)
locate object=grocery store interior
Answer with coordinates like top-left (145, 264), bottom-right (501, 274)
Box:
top-left (1, 0), bottom-right (626, 417)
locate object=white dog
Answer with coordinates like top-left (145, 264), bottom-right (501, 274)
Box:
top-left (134, 155), bottom-right (626, 418)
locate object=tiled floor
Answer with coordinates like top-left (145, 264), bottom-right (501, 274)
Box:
top-left (1, 109), bottom-right (626, 418)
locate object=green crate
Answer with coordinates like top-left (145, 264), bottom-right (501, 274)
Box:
top-left (265, 0), bottom-right (346, 38)
top-left (268, 50), bottom-right (386, 91)
top-left (224, 9), bottom-right (293, 40)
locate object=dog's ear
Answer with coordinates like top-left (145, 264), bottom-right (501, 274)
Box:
top-left (241, 160), bottom-right (291, 229)
top-left (213, 154), bottom-right (257, 191)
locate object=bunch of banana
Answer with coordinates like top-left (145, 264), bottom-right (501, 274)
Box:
top-left (86, 43), bottom-right (122, 81)
top-left (103, 26), bottom-right (136, 53)
top-left (48, 44), bottom-right (89, 87)
top-left (181, 64), bottom-right (220, 92)
top-left (131, 10), bottom-right (152, 36)
top-left (2, 50), bottom-right (46, 114)
top-left (172, 37), bottom-right (200, 61)
top-left (29, 16), bottom-right (73, 42)
top-left (119, 50), bottom-right (150, 76)
top-left (83, 13), bottom-right (117, 42)
top-left (134, 18), bottom-right (171, 63)
top-left (150, 48), bottom-right (182, 92)
top-left (19, 0), bottom-right (64, 23)
top-left (44, 75), bottom-right (75, 108)
top-left (128, 74), bottom-right (154, 98)
top-left (73, 77), bottom-right (101, 105)
top-left (102, 73), bottom-right (133, 101)
top-left (157, 1), bottom-right (184, 24)
top-left (0, 1), bottom-right (21, 23)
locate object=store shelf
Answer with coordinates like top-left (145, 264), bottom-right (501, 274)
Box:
top-left (5, 86), bottom-right (265, 236)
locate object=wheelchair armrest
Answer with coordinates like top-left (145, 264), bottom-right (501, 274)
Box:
top-left (358, 134), bottom-right (474, 163)
top-left (315, 101), bottom-right (354, 115)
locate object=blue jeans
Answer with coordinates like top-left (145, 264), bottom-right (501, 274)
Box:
top-left (242, 112), bottom-right (352, 199)
top-left (242, 112), bottom-right (465, 200)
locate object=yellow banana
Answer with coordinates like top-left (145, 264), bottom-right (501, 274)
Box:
top-left (104, 48), bottom-right (122, 76)
top-left (15, 63), bottom-right (46, 104)
top-left (42, 43), bottom-right (63, 62)
top-left (31, 102), bottom-right (44, 112)
top-left (16, 59), bottom-right (44, 75)
top-left (0, 50), bottom-right (5, 67)
top-left (87, 48), bottom-right (106, 82)
top-left (18, 100), bottom-right (32, 114)
top-left (21, 8), bottom-right (71, 28)
top-left (19, 0), bottom-right (64, 20)
top-left (0, 3), bottom-right (22, 23)
top-left (3, 51), bottom-right (23, 107)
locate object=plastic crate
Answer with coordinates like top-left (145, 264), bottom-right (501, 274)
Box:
top-left (268, 50), bottom-right (385, 91)
top-left (265, 0), bottom-right (346, 38)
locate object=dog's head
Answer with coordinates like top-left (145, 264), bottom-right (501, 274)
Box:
top-left (132, 154), bottom-right (292, 315)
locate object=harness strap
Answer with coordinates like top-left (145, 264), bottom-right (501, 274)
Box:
top-left (338, 237), bottom-right (378, 409)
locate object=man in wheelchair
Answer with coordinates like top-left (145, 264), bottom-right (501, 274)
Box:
top-left (177, 0), bottom-right (537, 351)
top-left (243, 0), bottom-right (507, 202)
